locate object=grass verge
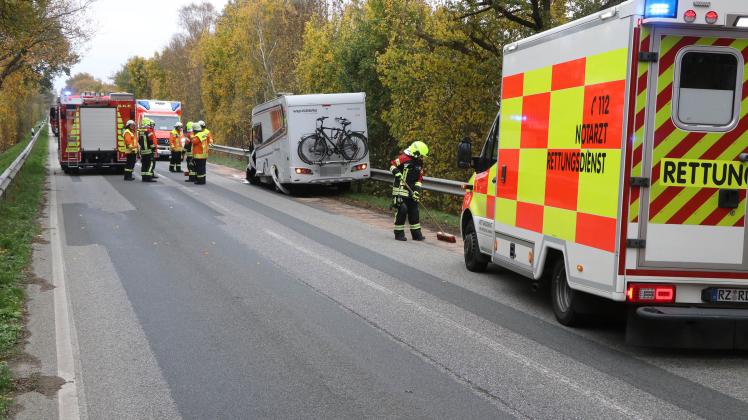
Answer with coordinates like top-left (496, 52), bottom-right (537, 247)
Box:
top-left (208, 151), bottom-right (247, 171)
top-left (207, 157), bottom-right (462, 233)
top-left (339, 186), bottom-right (461, 234)
top-left (0, 129), bottom-right (48, 415)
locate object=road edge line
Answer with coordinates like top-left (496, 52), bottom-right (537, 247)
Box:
top-left (48, 133), bottom-right (82, 420)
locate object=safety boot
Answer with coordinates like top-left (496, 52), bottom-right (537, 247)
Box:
top-left (394, 230), bottom-right (407, 241)
top-left (411, 229), bottom-right (425, 241)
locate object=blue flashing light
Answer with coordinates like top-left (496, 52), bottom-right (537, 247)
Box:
top-left (170, 102), bottom-right (181, 112)
top-left (136, 100), bottom-right (151, 110)
top-left (63, 90), bottom-right (71, 96)
top-left (644, 0), bottom-right (678, 19)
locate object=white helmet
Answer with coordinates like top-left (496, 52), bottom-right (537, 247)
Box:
top-left (192, 121), bottom-right (203, 131)
top-left (125, 119), bottom-right (135, 127)
top-left (175, 121), bottom-right (183, 128)
top-left (198, 120), bottom-right (205, 127)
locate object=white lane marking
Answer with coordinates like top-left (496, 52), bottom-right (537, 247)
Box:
top-left (49, 143), bottom-right (82, 419)
top-left (265, 229), bottom-right (645, 420)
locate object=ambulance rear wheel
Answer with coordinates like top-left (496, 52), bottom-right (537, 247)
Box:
top-left (551, 259), bottom-right (582, 326)
top-left (464, 224), bottom-right (489, 272)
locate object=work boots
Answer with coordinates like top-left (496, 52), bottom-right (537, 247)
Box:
top-left (394, 230), bottom-right (407, 241)
top-left (411, 229), bottom-right (425, 241)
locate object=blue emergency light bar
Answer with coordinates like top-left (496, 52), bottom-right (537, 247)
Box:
top-left (644, 0), bottom-right (678, 18)
top-left (136, 100), bottom-right (151, 110)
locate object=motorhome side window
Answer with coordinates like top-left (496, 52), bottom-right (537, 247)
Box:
top-left (252, 124), bottom-right (263, 145)
top-left (675, 50), bottom-right (741, 130)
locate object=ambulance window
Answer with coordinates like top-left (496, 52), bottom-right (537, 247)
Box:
top-left (480, 118), bottom-right (499, 165)
top-left (675, 50), bottom-right (742, 130)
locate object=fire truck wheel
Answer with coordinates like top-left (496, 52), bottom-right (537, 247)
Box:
top-left (551, 258), bottom-right (582, 326)
top-left (464, 224), bottom-right (489, 272)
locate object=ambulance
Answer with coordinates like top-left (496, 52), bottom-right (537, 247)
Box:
top-left (57, 92), bottom-right (136, 173)
top-left (458, 0), bottom-right (748, 348)
top-left (135, 99), bottom-right (183, 160)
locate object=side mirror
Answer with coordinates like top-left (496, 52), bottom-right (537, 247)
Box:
top-left (457, 138), bottom-right (472, 169)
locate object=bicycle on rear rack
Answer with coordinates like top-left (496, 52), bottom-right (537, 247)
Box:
top-left (297, 116), bottom-right (368, 165)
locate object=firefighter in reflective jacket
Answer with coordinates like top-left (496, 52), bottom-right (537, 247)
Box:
top-left (191, 121), bottom-right (209, 185)
top-left (198, 120), bottom-right (214, 145)
top-left (184, 121), bottom-right (196, 182)
top-left (138, 118), bottom-right (158, 182)
top-left (123, 120), bottom-right (138, 181)
top-left (390, 141), bottom-right (428, 241)
top-left (148, 119), bottom-right (160, 179)
top-left (169, 121), bottom-right (184, 173)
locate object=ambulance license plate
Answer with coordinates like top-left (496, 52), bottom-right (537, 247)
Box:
top-left (704, 288), bottom-right (748, 304)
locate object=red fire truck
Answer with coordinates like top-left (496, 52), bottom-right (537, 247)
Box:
top-left (57, 92), bottom-right (136, 174)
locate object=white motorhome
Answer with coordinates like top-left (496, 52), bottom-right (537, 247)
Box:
top-left (246, 93), bottom-right (370, 192)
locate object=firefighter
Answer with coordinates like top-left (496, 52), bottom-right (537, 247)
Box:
top-left (184, 121), bottom-right (196, 182)
top-left (148, 119), bottom-right (160, 179)
top-left (138, 118), bottom-right (157, 182)
top-left (123, 120), bottom-right (138, 181)
top-left (169, 121), bottom-right (184, 173)
top-left (198, 120), bottom-right (214, 145)
top-left (191, 121), bottom-right (209, 185)
top-left (390, 141), bottom-right (429, 241)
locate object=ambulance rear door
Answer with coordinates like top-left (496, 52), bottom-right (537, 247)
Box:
top-left (638, 26), bottom-right (748, 271)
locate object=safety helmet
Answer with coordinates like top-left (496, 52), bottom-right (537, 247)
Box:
top-left (125, 119), bottom-right (135, 127)
top-left (148, 119), bottom-right (156, 127)
top-left (140, 118), bottom-right (150, 128)
top-left (406, 141), bottom-right (429, 158)
top-left (198, 120), bottom-right (205, 128)
top-left (175, 121), bottom-right (183, 128)
top-left (192, 121), bottom-right (203, 131)
top-left (186, 121), bottom-right (193, 132)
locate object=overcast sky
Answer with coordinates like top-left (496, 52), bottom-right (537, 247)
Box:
top-left (53, 0), bottom-right (229, 92)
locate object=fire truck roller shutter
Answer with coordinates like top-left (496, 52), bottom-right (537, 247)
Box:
top-left (80, 108), bottom-right (117, 151)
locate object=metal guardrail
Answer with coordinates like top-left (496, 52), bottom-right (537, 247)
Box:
top-left (209, 143), bottom-right (466, 196)
top-left (369, 169), bottom-right (465, 196)
top-left (0, 122), bottom-right (44, 200)
top-left (210, 143), bottom-right (249, 156)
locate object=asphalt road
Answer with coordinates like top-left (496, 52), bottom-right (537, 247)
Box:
top-left (22, 139), bottom-right (748, 419)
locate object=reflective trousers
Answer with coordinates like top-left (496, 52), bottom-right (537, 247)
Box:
top-left (194, 158), bottom-right (207, 184)
top-left (141, 153), bottom-right (155, 181)
top-left (186, 156), bottom-right (196, 181)
top-left (124, 153), bottom-right (136, 180)
top-left (169, 151), bottom-right (182, 172)
top-left (394, 196), bottom-right (421, 233)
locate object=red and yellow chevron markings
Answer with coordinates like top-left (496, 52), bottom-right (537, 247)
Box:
top-left (630, 35), bottom-right (748, 227)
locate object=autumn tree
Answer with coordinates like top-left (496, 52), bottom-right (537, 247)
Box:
top-left (0, 0), bottom-right (91, 90)
top-left (0, 0), bottom-right (90, 148)
top-left (200, 0), bottom-right (325, 146)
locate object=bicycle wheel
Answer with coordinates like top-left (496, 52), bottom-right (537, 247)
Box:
top-left (340, 132), bottom-right (368, 161)
top-left (298, 134), bottom-right (328, 164)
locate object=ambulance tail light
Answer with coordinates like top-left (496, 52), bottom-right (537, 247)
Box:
top-left (684, 10), bottom-right (697, 23)
top-left (626, 283), bottom-right (676, 304)
top-left (705, 11), bottom-right (718, 24)
top-left (294, 167), bottom-right (313, 175)
top-left (644, 0), bottom-right (678, 19)
top-left (351, 163), bottom-right (368, 172)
